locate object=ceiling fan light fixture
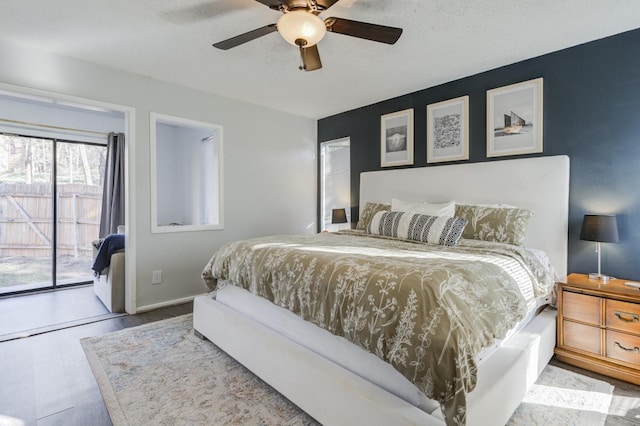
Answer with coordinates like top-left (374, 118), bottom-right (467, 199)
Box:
top-left (277, 10), bottom-right (326, 47)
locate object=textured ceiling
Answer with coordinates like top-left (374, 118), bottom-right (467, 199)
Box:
top-left (1, 0), bottom-right (640, 119)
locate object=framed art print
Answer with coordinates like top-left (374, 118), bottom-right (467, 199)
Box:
top-left (487, 78), bottom-right (543, 157)
top-left (427, 95), bottom-right (469, 163)
top-left (380, 108), bottom-right (414, 167)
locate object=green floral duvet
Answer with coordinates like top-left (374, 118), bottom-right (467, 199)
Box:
top-left (201, 231), bottom-right (554, 426)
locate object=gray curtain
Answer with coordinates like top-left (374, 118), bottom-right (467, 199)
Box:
top-left (99, 132), bottom-right (125, 237)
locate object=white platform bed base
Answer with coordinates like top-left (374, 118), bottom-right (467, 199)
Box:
top-left (193, 155), bottom-right (569, 425)
top-left (194, 295), bottom-right (556, 426)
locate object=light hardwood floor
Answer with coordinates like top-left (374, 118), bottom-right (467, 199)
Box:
top-left (0, 288), bottom-right (191, 426)
top-left (1, 289), bottom-right (639, 425)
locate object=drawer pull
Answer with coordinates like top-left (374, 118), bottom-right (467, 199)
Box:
top-left (614, 310), bottom-right (639, 322)
top-left (615, 341), bottom-right (640, 354)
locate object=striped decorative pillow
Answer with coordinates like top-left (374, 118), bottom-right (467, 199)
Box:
top-left (367, 211), bottom-right (468, 246)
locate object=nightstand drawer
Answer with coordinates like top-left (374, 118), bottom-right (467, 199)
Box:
top-left (563, 291), bottom-right (600, 325)
top-left (563, 320), bottom-right (601, 354)
top-left (607, 330), bottom-right (640, 365)
top-left (606, 299), bottom-right (640, 334)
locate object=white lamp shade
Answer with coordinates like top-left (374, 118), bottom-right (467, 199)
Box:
top-left (277, 11), bottom-right (326, 47)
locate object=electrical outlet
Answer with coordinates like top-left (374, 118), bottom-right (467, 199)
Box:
top-left (152, 270), bottom-right (162, 284)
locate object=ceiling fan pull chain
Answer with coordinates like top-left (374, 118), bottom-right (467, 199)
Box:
top-left (296, 39), bottom-right (308, 71)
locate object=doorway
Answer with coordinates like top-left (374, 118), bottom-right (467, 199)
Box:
top-left (0, 134), bottom-right (107, 295)
top-left (320, 138), bottom-right (351, 232)
top-left (0, 87), bottom-right (130, 337)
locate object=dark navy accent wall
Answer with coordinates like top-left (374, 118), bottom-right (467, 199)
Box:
top-left (318, 29), bottom-right (640, 281)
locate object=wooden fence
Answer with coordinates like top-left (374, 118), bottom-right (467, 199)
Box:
top-left (0, 183), bottom-right (102, 257)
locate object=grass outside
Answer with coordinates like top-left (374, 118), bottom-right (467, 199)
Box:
top-left (0, 255), bottom-right (93, 289)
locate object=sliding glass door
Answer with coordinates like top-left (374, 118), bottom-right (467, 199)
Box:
top-left (55, 141), bottom-right (106, 286)
top-left (0, 135), bottom-right (53, 293)
top-left (0, 134), bottom-right (106, 294)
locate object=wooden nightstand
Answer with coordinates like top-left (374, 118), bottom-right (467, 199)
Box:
top-left (555, 273), bottom-right (640, 385)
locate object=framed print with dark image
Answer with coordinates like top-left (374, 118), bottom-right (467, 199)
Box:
top-left (487, 78), bottom-right (543, 157)
top-left (427, 95), bottom-right (469, 163)
top-left (380, 108), bottom-right (414, 167)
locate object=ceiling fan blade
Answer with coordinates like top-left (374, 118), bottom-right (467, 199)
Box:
top-left (315, 0), bottom-right (340, 11)
top-left (212, 24), bottom-right (277, 50)
top-left (325, 17), bottom-right (402, 44)
top-left (299, 44), bottom-right (322, 71)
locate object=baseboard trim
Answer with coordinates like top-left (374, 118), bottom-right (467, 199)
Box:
top-left (136, 294), bottom-right (205, 313)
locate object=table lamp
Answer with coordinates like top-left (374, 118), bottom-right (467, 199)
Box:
top-left (331, 208), bottom-right (347, 230)
top-left (580, 214), bottom-right (619, 282)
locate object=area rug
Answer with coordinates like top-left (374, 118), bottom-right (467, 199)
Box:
top-left (81, 314), bottom-right (613, 426)
top-left (506, 364), bottom-right (613, 426)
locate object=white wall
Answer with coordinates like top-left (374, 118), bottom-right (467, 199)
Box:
top-left (0, 38), bottom-right (317, 310)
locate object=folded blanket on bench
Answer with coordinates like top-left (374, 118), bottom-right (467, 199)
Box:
top-left (92, 234), bottom-right (125, 274)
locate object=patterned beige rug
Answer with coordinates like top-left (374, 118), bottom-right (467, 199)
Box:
top-left (506, 364), bottom-right (613, 426)
top-left (81, 314), bottom-right (613, 426)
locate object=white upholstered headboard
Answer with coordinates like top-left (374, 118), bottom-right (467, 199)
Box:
top-left (360, 155), bottom-right (570, 277)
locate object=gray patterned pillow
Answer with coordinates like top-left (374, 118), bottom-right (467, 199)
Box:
top-left (367, 211), bottom-right (467, 246)
top-left (356, 202), bottom-right (391, 231)
top-left (454, 204), bottom-right (533, 246)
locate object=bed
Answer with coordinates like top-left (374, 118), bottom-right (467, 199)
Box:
top-left (193, 155), bottom-right (570, 426)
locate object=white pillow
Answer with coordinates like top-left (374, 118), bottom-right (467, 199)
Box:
top-left (455, 202), bottom-right (517, 209)
top-left (391, 198), bottom-right (455, 217)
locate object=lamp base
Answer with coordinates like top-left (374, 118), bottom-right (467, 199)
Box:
top-left (589, 272), bottom-right (612, 283)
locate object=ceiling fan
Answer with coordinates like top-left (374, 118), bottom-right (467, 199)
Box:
top-left (212, 0), bottom-right (403, 71)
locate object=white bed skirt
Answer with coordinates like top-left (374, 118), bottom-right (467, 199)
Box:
top-left (193, 292), bottom-right (556, 425)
